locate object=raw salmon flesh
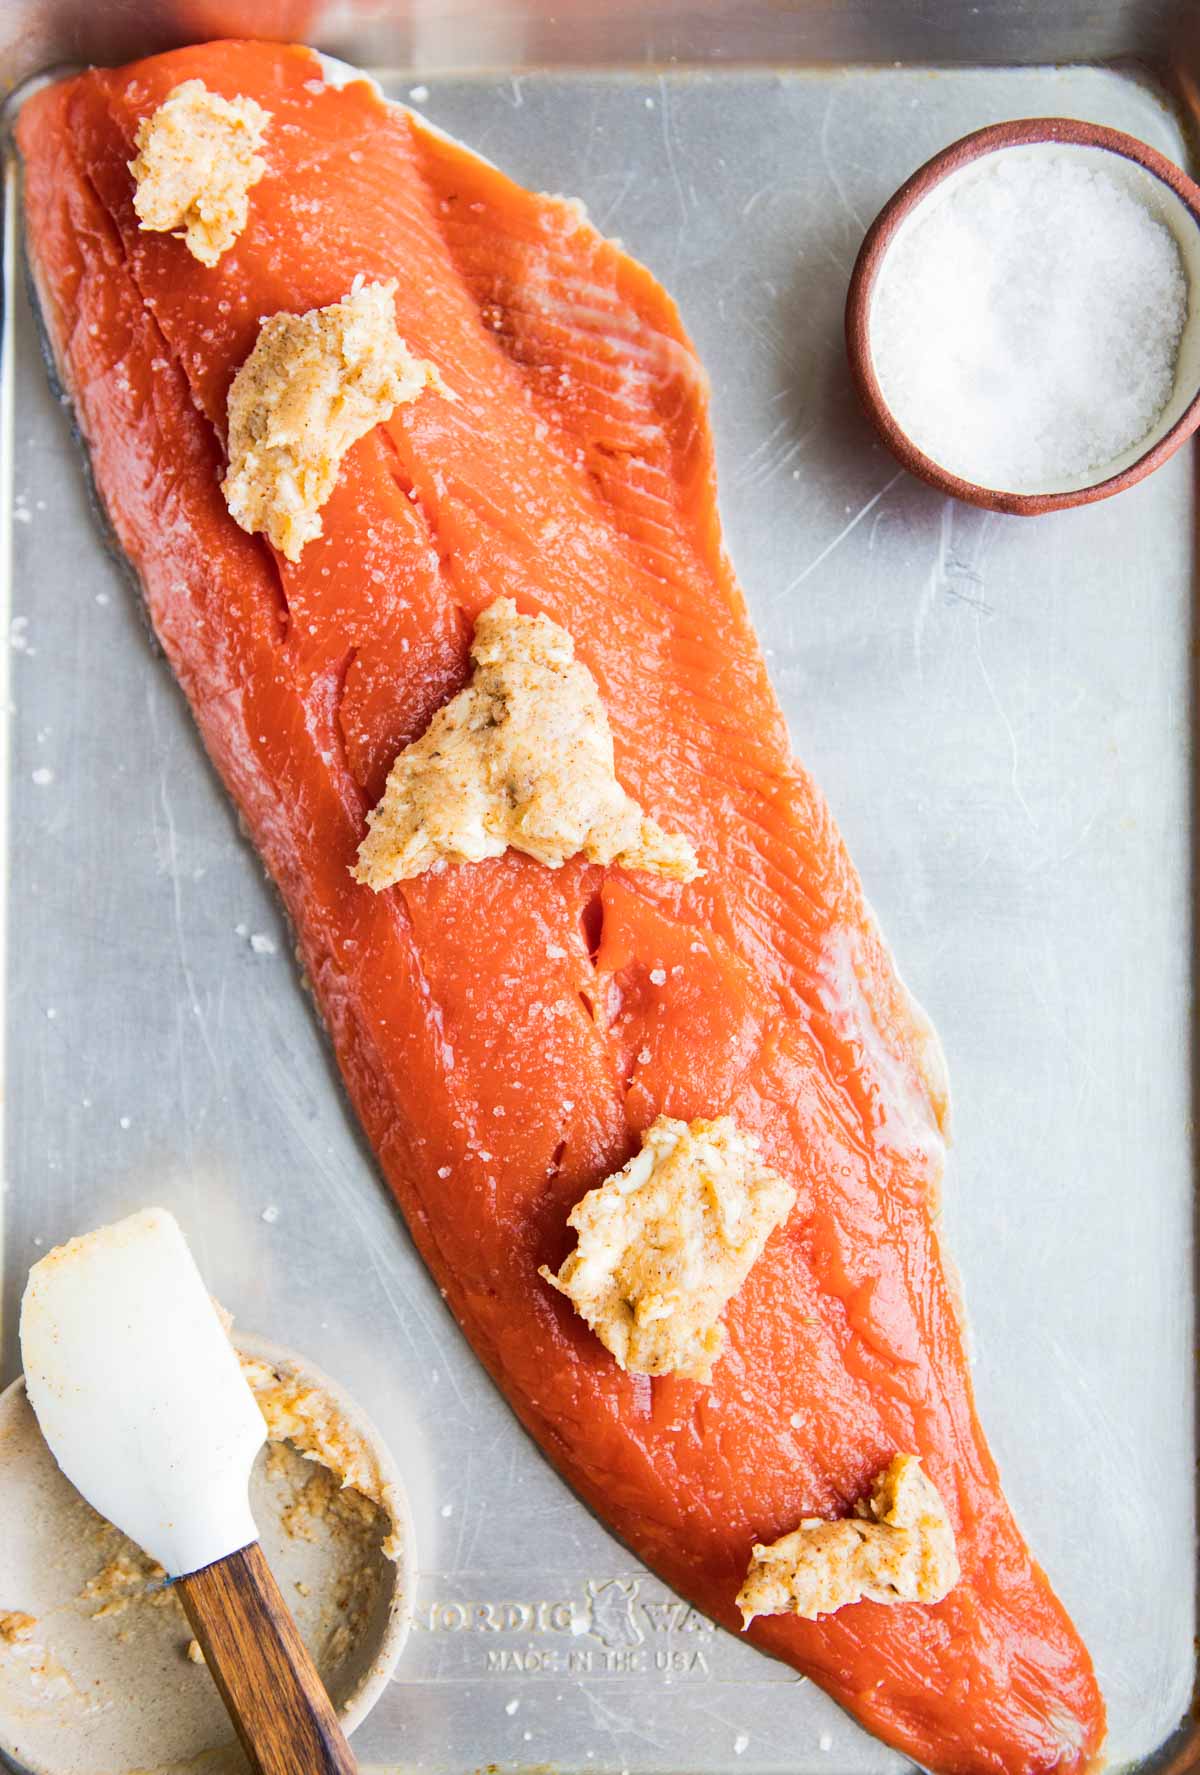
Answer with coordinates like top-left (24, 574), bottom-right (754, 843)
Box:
top-left (17, 41), bottom-right (1105, 1774)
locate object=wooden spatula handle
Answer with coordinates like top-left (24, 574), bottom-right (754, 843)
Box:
top-left (180, 1541), bottom-right (357, 1775)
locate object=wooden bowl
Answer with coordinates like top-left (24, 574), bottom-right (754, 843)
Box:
top-left (845, 118), bottom-right (1200, 514)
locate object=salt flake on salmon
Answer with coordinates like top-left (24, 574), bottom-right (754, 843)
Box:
top-left (223, 279), bottom-right (448, 561)
top-left (737, 1454), bottom-right (959, 1625)
top-left (354, 598), bottom-right (700, 885)
top-left (540, 1114), bottom-right (795, 1382)
top-left (130, 79), bottom-right (269, 266)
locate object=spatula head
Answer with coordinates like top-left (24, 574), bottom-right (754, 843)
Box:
top-left (20, 1207), bottom-right (265, 1577)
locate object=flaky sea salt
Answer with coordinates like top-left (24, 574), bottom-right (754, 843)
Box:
top-left (871, 147), bottom-right (1189, 492)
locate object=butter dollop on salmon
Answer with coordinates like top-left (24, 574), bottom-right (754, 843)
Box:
top-left (129, 79), bottom-right (270, 266)
top-left (737, 1454), bottom-right (959, 1624)
top-left (223, 279), bottom-right (448, 561)
top-left (354, 597), bottom-right (700, 886)
top-left (540, 1115), bottom-right (794, 1382)
top-left (0, 1611), bottom-right (37, 1649)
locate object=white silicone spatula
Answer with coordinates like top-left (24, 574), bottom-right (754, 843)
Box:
top-left (20, 1207), bottom-right (357, 1775)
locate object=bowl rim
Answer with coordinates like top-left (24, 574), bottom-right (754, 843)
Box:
top-left (844, 116), bottom-right (1200, 515)
top-left (232, 1329), bottom-right (415, 1736)
top-left (0, 1330), bottom-right (413, 1775)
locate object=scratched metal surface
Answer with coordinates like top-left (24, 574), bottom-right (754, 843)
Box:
top-left (0, 61), bottom-right (1194, 1775)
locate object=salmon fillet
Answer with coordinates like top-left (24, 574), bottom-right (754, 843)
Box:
top-left (17, 42), bottom-right (1104, 1774)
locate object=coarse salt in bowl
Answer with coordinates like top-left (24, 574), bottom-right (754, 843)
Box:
top-left (845, 119), bottom-right (1200, 514)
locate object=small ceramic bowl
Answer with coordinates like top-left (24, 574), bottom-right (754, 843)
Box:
top-left (845, 118), bottom-right (1200, 514)
top-left (0, 1332), bottom-right (414, 1775)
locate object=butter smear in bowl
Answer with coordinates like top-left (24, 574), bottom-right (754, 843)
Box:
top-left (0, 1329), bottom-right (413, 1775)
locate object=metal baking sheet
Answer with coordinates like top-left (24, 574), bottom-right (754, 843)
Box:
top-left (1, 54), bottom-right (1194, 1775)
